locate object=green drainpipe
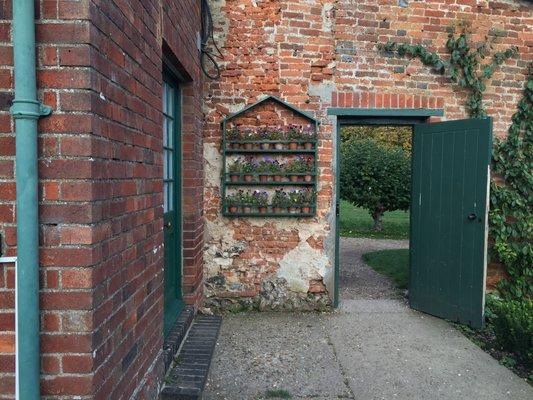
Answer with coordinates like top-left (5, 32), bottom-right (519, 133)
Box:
top-left (10, 1), bottom-right (52, 398)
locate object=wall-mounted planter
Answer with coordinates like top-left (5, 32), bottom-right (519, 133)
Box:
top-left (220, 96), bottom-right (319, 218)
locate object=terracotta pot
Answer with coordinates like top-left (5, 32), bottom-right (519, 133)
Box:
top-left (301, 206), bottom-right (311, 214)
top-left (304, 175), bottom-right (312, 182)
top-left (275, 143), bottom-right (284, 150)
top-left (244, 175), bottom-right (253, 182)
top-left (273, 175), bottom-right (282, 182)
top-left (244, 142), bottom-right (253, 150)
top-left (230, 175), bottom-right (239, 182)
top-left (288, 207), bottom-right (300, 214)
top-left (273, 207), bottom-right (282, 213)
top-left (289, 175), bottom-right (299, 182)
top-left (258, 206), bottom-right (267, 213)
top-left (228, 206), bottom-right (238, 213)
top-left (243, 206), bottom-right (252, 213)
top-left (304, 142), bottom-right (313, 150)
top-left (289, 142), bottom-right (298, 150)
top-left (261, 142), bottom-right (271, 150)
top-left (259, 175), bottom-right (268, 182)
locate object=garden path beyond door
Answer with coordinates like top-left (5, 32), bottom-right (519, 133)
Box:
top-left (410, 118), bottom-right (492, 328)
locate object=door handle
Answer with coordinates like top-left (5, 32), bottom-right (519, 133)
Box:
top-left (165, 221), bottom-right (172, 229)
top-left (467, 213), bottom-right (477, 221)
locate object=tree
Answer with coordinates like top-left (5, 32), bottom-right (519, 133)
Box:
top-left (341, 125), bottom-right (412, 153)
top-left (340, 138), bottom-right (411, 231)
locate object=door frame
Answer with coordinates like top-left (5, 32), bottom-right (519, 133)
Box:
top-left (327, 108), bottom-right (444, 307)
top-left (162, 65), bottom-right (185, 335)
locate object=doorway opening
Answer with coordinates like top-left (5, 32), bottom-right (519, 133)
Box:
top-left (338, 124), bottom-right (412, 301)
top-left (330, 109), bottom-right (492, 328)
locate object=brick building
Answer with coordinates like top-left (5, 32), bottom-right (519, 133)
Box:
top-left (0, 0), bottom-right (531, 399)
top-left (0, 0), bottom-right (204, 398)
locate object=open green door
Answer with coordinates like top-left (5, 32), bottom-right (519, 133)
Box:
top-left (163, 74), bottom-right (183, 336)
top-left (410, 118), bottom-right (492, 328)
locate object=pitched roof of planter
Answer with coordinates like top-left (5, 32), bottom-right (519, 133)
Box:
top-left (221, 95), bottom-right (318, 124)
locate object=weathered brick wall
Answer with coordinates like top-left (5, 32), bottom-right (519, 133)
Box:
top-left (203, 0), bottom-right (531, 310)
top-left (0, 0), bottom-right (204, 399)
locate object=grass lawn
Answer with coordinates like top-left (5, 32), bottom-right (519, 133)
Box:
top-left (339, 200), bottom-right (410, 239)
top-left (362, 249), bottom-right (410, 289)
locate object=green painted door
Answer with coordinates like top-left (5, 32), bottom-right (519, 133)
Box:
top-left (410, 118), bottom-right (492, 328)
top-left (163, 75), bottom-right (183, 336)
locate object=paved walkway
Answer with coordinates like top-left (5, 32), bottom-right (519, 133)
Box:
top-left (204, 238), bottom-right (533, 400)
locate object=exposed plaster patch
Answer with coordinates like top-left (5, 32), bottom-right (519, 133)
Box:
top-left (277, 241), bottom-right (330, 293)
top-left (322, 3), bottom-right (335, 33)
top-left (204, 143), bottom-right (222, 187)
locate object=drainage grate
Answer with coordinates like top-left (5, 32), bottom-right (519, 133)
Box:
top-left (161, 315), bottom-right (222, 400)
top-left (163, 307), bottom-right (195, 373)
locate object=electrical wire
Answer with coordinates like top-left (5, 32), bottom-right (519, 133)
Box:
top-left (201, 0), bottom-right (223, 80)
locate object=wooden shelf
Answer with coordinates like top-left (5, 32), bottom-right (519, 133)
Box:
top-left (222, 212), bottom-right (316, 218)
top-left (225, 149), bottom-right (315, 154)
top-left (225, 181), bottom-right (315, 186)
top-left (220, 98), bottom-right (318, 218)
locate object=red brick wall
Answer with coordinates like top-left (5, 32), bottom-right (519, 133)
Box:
top-left (202, 0), bottom-right (531, 308)
top-left (0, 1), bottom-right (204, 398)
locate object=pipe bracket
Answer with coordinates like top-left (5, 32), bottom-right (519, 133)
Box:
top-left (10, 99), bottom-right (52, 119)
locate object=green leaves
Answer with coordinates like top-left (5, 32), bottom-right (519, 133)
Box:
top-left (491, 71), bottom-right (533, 300)
top-left (378, 27), bottom-right (518, 118)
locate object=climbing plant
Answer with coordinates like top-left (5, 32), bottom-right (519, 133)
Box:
top-left (490, 69), bottom-right (532, 299)
top-left (378, 26), bottom-right (518, 117)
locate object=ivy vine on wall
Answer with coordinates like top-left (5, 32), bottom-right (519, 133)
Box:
top-left (378, 26), bottom-right (518, 118)
top-left (379, 27), bottom-right (532, 299)
top-left (490, 70), bottom-right (532, 299)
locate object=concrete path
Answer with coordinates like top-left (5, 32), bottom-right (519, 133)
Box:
top-left (204, 238), bottom-right (533, 400)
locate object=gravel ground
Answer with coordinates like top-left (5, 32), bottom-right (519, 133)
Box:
top-left (340, 236), bottom-right (409, 300)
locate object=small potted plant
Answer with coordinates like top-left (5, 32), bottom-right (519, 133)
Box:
top-left (259, 128), bottom-right (272, 150)
top-left (272, 189), bottom-right (289, 213)
top-left (257, 159), bottom-right (273, 182)
top-left (226, 126), bottom-right (241, 149)
top-left (302, 156), bottom-right (314, 182)
top-left (270, 159), bottom-right (283, 182)
top-left (241, 191), bottom-right (254, 214)
top-left (287, 125), bottom-right (301, 150)
top-left (228, 158), bottom-right (244, 182)
top-left (270, 128), bottom-right (285, 150)
top-left (242, 129), bottom-right (256, 150)
top-left (288, 190), bottom-right (303, 214)
top-left (242, 158), bottom-right (257, 182)
top-left (300, 188), bottom-right (314, 214)
top-left (252, 190), bottom-right (269, 213)
top-left (285, 156), bottom-right (308, 182)
top-left (302, 126), bottom-right (316, 150)
top-left (225, 191), bottom-right (242, 214)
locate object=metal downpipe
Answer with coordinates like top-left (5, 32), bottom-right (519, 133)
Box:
top-left (10, 1), bottom-right (51, 398)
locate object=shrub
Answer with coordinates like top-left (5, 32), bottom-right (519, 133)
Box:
top-left (486, 296), bottom-right (533, 368)
top-left (340, 138), bottom-right (410, 231)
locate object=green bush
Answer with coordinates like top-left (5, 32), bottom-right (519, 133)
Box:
top-left (486, 296), bottom-right (533, 368)
top-left (340, 138), bottom-right (411, 231)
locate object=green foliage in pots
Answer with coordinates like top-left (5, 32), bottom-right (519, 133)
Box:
top-left (226, 126), bottom-right (241, 141)
top-left (272, 189), bottom-right (290, 211)
top-left (284, 157), bottom-right (311, 174)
